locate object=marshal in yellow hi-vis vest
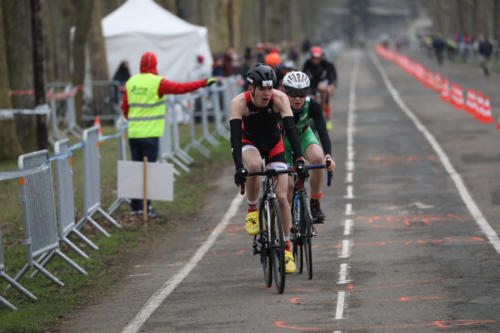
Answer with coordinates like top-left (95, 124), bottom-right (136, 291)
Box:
top-left (126, 73), bottom-right (166, 138)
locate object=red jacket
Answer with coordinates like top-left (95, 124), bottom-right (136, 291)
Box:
top-left (121, 52), bottom-right (207, 119)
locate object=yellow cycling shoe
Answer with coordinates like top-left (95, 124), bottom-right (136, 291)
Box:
top-left (326, 120), bottom-right (332, 131)
top-left (285, 249), bottom-right (296, 274)
top-left (245, 211), bottom-right (259, 235)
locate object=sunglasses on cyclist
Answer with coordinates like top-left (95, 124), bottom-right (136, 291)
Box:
top-left (285, 87), bottom-right (308, 98)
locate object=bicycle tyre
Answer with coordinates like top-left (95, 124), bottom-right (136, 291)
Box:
top-left (300, 194), bottom-right (313, 280)
top-left (291, 196), bottom-right (304, 274)
top-left (259, 201), bottom-right (272, 288)
top-left (270, 199), bottom-right (286, 294)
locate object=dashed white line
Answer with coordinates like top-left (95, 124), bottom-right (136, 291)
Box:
top-left (346, 160), bottom-right (355, 171)
top-left (335, 291), bottom-right (346, 319)
top-left (345, 172), bottom-right (353, 184)
top-left (344, 219), bottom-right (353, 236)
top-left (339, 239), bottom-right (352, 259)
top-left (370, 51), bottom-right (500, 255)
top-left (338, 263), bottom-right (351, 284)
top-left (344, 185), bottom-right (354, 199)
top-left (345, 203), bottom-right (353, 216)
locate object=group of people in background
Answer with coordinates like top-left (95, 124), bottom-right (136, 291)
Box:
top-left (420, 33), bottom-right (497, 77)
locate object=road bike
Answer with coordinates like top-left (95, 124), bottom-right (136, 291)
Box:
top-left (241, 167), bottom-right (293, 294)
top-left (291, 161), bottom-right (332, 280)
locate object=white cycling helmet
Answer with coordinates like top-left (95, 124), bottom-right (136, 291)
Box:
top-left (282, 71), bottom-right (310, 97)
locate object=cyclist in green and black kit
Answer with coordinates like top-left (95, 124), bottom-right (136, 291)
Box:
top-left (281, 71), bottom-right (336, 223)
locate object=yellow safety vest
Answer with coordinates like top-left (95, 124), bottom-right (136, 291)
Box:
top-left (126, 73), bottom-right (165, 138)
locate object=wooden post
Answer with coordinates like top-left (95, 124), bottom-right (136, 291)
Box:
top-left (143, 156), bottom-right (148, 222)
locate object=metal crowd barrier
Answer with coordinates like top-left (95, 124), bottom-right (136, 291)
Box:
top-left (8, 150), bottom-right (87, 290)
top-left (1, 228), bottom-right (37, 310)
top-left (53, 139), bottom-right (97, 254)
top-left (75, 127), bottom-right (122, 237)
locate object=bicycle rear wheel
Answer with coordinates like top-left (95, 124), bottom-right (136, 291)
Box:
top-left (270, 199), bottom-right (286, 294)
top-left (300, 194), bottom-right (313, 280)
top-left (259, 202), bottom-right (272, 288)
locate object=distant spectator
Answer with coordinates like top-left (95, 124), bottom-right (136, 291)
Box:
top-left (432, 35), bottom-right (446, 66)
top-left (222, 48), bottom-right (234, 77)
top-left (112, 61), bottom-right (131, 103)
top-left (478, 35), bottom-right (493, 77)
top-left (189, 55), bottom-right (210, 81)
top-left (265, 52), bottom-right (282, 89)
top-left (302, 38), bottom-right (312, 53)
top-left (212, 56), bottom-right (224, 77)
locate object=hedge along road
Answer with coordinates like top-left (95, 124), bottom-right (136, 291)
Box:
top-left (57, 48), bottom-right (500, 332)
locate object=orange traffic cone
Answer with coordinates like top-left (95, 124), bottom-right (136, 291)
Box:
top-left (434, 73), bottom-right (442, 93)
top-left (440, 78), bottom-right (449, 102)
top-left (93, 116), bottom-right (102, 136)
top-left (482, 96), bottom-right (494, 123)
top-left (475, 92), bottom-right (484, 122)
top-left (465, 89), bottom-right (476, 114)
top-left (454, 85), bottom-right (464, 110)
top-left (496, 112), bottom-right (500, 129)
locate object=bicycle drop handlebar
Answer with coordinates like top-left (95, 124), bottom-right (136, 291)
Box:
top-left (239, 161), bottom-right (333, 195)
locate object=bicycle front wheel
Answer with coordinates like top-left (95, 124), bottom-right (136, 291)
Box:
top-left (300, 194), bottom-right (313, 280)
top-left (259, 202), bottom-right (272, 288)
top-left (291, 196), bottom-right (304, 274)
top-left (270, 199), bottom-right (286, 294)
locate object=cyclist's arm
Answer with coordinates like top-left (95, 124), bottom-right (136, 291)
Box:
top-left (229, 94), bottom-right (247, 170)
top-left (273, 90), bottom-right (303, 160)
top-left (309, 100), bottom-right (332, 155)
top-left (327, 62), bottom-right (337, 87)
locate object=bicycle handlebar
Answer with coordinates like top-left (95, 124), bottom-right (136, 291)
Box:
top-left (240, 162), bottom-right (333, 195)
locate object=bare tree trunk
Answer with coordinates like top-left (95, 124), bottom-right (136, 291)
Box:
top-left (31, 0), bottom-right (48, 149)
top-left (42, 0), bottom-right (73, 83)
top-left (88, 0), bottom-right (109, 81)
top-left (494, 0), bottom-right (500, 40)
top-left (72, 0), bottom-right (93, 127)
top-left (0, 1), bottom-right (22, 159)
top-left (2, 0), bottom-right (37, 152)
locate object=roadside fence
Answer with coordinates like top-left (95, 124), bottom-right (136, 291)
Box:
top-left (0, 76), bottom-right (241, 310)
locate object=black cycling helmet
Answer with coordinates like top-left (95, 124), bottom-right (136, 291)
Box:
top-left (246, 63), bottom-right (277, 87)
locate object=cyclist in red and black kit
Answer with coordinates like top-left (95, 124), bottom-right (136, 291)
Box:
top-left (302, 46), bottom-right (337, 130)
top-left (230, 64), bottom-right (308, 274)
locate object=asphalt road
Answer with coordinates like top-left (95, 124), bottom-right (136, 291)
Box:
top-left (57, 48), bottom-right (500, 332)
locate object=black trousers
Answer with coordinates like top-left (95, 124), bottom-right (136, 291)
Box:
top-left (129, 137), bottom-right (159, 211)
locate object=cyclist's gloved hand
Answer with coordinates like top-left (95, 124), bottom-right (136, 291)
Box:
top-left (205, 77), bottom-right (218, 86)
top-left (294, 157), bottom-right (309, 180)
top-left (234, 168), bottom-right (248, 186)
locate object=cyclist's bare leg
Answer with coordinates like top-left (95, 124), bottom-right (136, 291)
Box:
top-left (275, 173), bottom-right (292, 239)
top-left (242, 148), bottom-right (262, 202)
top-left (305, 144), bottom-right (325, 196)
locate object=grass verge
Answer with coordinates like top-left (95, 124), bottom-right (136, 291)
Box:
top-left (0, 124), bottom-right (231, 332)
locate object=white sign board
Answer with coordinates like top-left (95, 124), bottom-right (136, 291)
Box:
top-left (117, 161), bottom-right (174, 201)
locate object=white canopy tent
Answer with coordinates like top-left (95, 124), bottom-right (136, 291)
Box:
top-left (102, 0), bottom-right (212, 82)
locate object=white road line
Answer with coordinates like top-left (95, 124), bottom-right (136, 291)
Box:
top-left (346, 161), bottom-right (355, 171)
top-left (344, 185), bottom-right (355, 199)
top-left (339, 239), bottom-right (352, 259)
top-left (369, 51), bottom-right (500, 255)
top-left (122, 194), bottom-right (244, 333)
top-left (345, 203), bottom-right (353, 216)
top-left (335, 291), bottom-right (346, 319)
top-left (338, 263), bottom-right (351, 284)
top-left (345, 172), bottom-right (353, 184)
top-left (344, 219), bottom-right (353, 236)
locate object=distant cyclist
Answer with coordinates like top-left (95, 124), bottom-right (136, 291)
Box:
top-left (230, 64), bottom-right (309, 274)
top-left (281, 71), bottom-right (335, 223)
top-left (302, 46), bottom-right (337, 130)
